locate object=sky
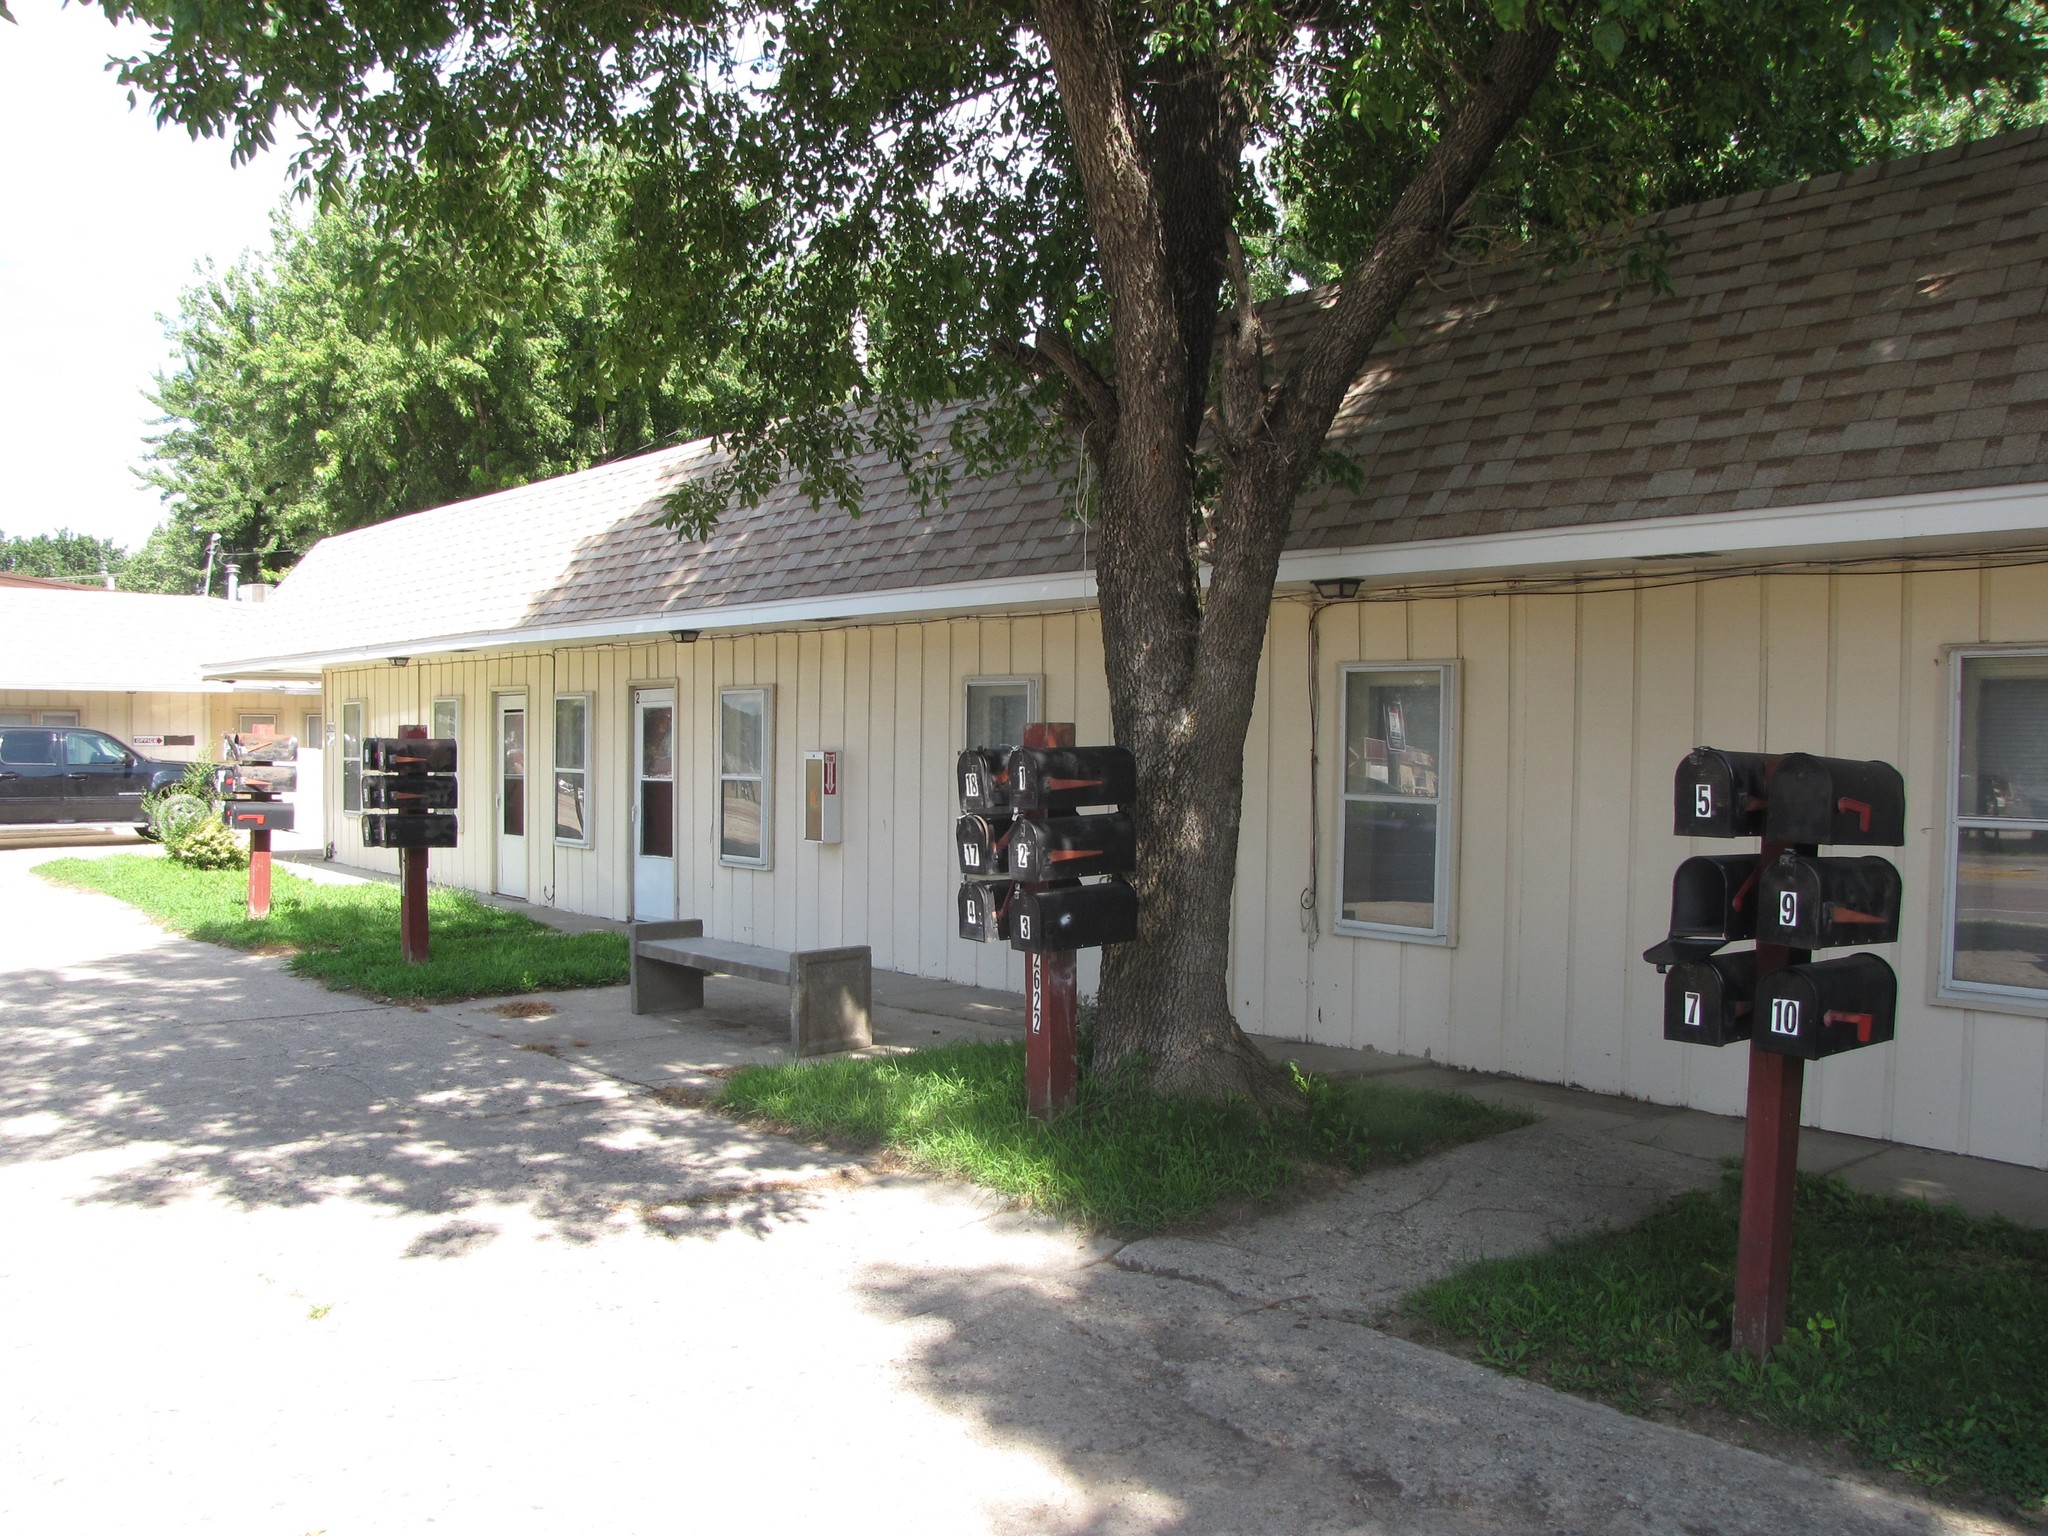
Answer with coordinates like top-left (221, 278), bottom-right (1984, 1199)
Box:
top-left (0, 1), bottom-right (299, 552)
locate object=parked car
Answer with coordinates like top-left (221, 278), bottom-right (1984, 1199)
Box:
top-left (0, 727), bottom-right (187, 828)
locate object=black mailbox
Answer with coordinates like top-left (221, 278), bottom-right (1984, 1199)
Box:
top-left (1667, 855), bottom-right (1763, 943)
top-left (1754, 953), bottom-right (1898, 1059)
top-left (1756, 854), bottom-right (1902, 949)
top-left (363, 775), bottom-right (461, 813)
top-left (217, 763), bottom-right (297, 797)
top-left (1004, 746), bottom-right (1137, 812)
top-left (1764, 754), bottom-right (1906, 847)
top-left (956, 812), bottom-right (1014, 876)
top-left (957, 880), bottom-right (1014, 943)
top-left (364, 737), bottom-right (459, 774)
top-left (1673, 747), bottom-right (1774, 838)
top-left (363, 812), bottom-right (460, 849)
top-left (223, 800), bottom-right (296, 834)
top-left (1663, 950), bottom-right (1758, 1047)
top-left (1010, 812), bottom-right (1137, 880)
top-left (956, 749), bottom-right (1012, 813)
top-left (1011, 881), bottom-right (1139, 953)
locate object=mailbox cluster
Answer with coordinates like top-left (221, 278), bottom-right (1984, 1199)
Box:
top-left (1647, 749), bottom-right (1905, 1059)
top-left (954, 744), bottom-right (1139, 952)
top-left (361, 737), bottom-right (460, 848)
top-left (216, 733), bottom-right (297, 834)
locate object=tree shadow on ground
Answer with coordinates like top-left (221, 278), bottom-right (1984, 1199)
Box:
top-left (0, 946), bottom-right (842, 1247)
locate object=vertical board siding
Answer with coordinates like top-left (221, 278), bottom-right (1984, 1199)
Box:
top-left (310, 565), bottom-right (2048, 1168)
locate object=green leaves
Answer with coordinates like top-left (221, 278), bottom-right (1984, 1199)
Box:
top-left (143, 170), bottom-right (723, 576)
top-left (0, 528), bottom-right (125, 583)
top-left (96, 0), bottom-right (2048, 555)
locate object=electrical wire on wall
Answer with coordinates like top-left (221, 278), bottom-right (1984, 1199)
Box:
top-left (1279, 543), bottom-right (2048, 610)
top-left (1301, 598), bottom-right (1326, 946)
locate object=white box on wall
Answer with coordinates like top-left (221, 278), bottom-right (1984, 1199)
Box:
top-left (803, 750), bottom-right (843, 844)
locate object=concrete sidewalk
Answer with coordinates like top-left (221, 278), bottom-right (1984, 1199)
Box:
top-left (5, 842), bottom-right (2040, 1533)
top-left (288, 845), bottom-right (2048, 1231)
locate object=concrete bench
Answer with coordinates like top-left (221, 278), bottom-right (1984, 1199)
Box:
top-left (628, 920), bottom-right (872, 1058)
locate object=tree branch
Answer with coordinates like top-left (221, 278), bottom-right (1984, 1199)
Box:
top-left (992, 335), bottom-right (1116, 461)
top-left (1216, 225), bottom-right (1268, 454)
top-left (1273, 17), bottom-right (1562, 465)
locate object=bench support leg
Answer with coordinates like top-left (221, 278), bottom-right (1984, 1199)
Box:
top-left (791, 951), bottom-right (872, 1057)
top-left (631, 919), bottom-right (705, 1016)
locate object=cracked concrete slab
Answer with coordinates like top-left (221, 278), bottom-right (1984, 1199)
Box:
top-left (1115, 1121), bottom-right (1724, 1322)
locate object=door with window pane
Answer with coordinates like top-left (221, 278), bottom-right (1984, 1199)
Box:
top-left (495, 696), bottom-right (528, 899)
top-left (632, 689), bottom-right (677, 921)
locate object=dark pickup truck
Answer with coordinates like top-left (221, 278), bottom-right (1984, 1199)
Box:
top-left (0, 726), bottom-right (187, 827)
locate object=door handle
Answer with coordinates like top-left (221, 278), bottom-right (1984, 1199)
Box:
top-left (0, 772), bottom-right (16, 781)
top-left (65, 773), bottom-right (89, 781)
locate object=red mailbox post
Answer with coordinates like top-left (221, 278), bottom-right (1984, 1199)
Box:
top-left (1019, 722), bottom-right (1079, 1118)
top-left (955, 724), bottom-right (1140, 1121)
top-left (1650, 749), bottom-right (1905, 1357)
top-left (218, 735), bottom-right (298, 921)
top-left (362, 726), bottom-right (460, 964)
top-left (398, 726), bottom-right (430, 962)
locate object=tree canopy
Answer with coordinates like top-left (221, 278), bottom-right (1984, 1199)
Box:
top-left (92, 1), bottom-right (2048, 527)
top-left (141, 180), bottom-right (724, 587)
top-left (0, 528), bottom-right (124, 584)
top-left (80, 0), bottom-right (2048, 1100)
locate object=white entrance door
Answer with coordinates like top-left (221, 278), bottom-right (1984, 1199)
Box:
top-left (631, 689), bottom-right (677, 921)
top-left (495, 696), bottom-right (528, 899)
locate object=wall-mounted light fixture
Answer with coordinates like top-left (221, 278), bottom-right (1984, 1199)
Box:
top-left (1311, 578), bottom-right (1361, 600)
top-left (390, 656), bottom-right (410, 667)
top-left (670, 629), bottom-right (701, 644)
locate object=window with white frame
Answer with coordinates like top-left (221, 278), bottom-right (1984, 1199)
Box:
top-left (1943, 648), bottom-right (2048, 1007)
top-left (1336, 663), bottom-right (1456, 941)
top-left (341, 700), bottom-right (365, 815)
top-left (719, 686), bottom-right (773, 866)
top-left (965, 676), bottom-right (1039, 752)
top-left (432, 697), bottom-right (460, 747)
top-left (554, 694), bottom-right (591, 845)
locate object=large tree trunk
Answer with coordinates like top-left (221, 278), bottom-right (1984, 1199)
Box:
top-left (1032, 1), bottom-right (1561, 1107)
top-left (1089, 481), bottom-right (1295, 1107)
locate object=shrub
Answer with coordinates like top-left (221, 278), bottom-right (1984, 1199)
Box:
top-left (143, 752), bottom-right (223, 851)
top-left (166, 816), bottom-right (246, 870)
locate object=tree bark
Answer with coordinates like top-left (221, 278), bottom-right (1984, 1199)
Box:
top-left (1033, 3), bottom-right (1561, 1105)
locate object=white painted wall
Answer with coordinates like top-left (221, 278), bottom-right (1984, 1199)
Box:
top-left (319, 561), bottom-right (2048, 1167)
top-left (0, 688), bottom-right (310, 760)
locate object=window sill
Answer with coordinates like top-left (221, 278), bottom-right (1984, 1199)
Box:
top-left (1332, 919), bottom-right (1454, 947)
top-left (1931, 982), bottom-right (2048, 1020)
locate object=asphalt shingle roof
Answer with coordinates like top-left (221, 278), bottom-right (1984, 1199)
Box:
top-left (242, 127), bottom-right (2048, 664)
top-left (0, 588), bottom-right (270, 692)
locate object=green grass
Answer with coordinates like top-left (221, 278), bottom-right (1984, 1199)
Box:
top-left (717, 1039), bottom-right (1532, 1230)
top-left (37, 854), bottom-right (627, 1002)
top-left (1406, 1171), bottom-right (2048, 1513)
